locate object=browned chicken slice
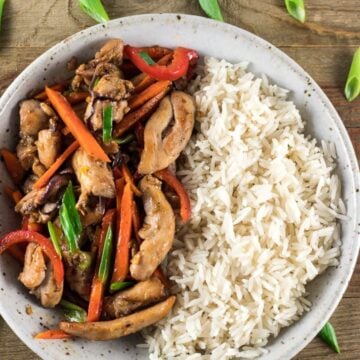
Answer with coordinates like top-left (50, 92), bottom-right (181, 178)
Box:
top-left (36, 129), bottom-right (62, 169)
top-left (102, 278), bottom-right (167, 319)
top-left (93, 39), bottom-right (124, 67)
top-left (18, 243), bottom-right (46, 289)
top-left (16, 137), bottom-right (37, 171)
top-left (19, 100), bottom-right (49, 137)
top-left (60, 296), bottom-right (176, 340)
top-left (130, 176), bottom-right (175, 281)
top-left (138, 91), bottom-right (195, 174)
top-left (93, 74), bottom-right (133, 101)
top-left (31, 263), bottom-right (63, 308)
top-left (72, 148), bottom-right (115, 213)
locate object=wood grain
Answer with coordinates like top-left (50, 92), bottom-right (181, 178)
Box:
top-left (0, 1), bottom-right (359, 359)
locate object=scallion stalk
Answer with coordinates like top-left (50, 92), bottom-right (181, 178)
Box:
top-left (98, 225), bottom-right (113, 284)
top-left (0, 0), bottom-right (5, 31)
top-left (60, 300), bottom-right (87, 323)
top-left (77, 0), bottom-right (109, 23)
top-left (318, 322), bottom-right (340, 353)
top-left (109, 281), bottom-right (134, 293)
top-left (47, 221), bottom-right (62, 258)
top-left (102, 105), bottom-right (113, 143)
top-left (344, 47), bottom-right (360, 102)
top-left (284, 0), bottom-right (306, 23)
top-left (139, 52), bottom-right (155, 66)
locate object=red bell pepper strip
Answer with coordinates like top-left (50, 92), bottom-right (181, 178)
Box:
top-left (124, 46), bottom-right (198, 81)
top-left (0, 230), bottom-right (64, 287)
top-left (35, 329), bottom-right (72, 340)
top-left (154, 168), bottom-right (191, 224)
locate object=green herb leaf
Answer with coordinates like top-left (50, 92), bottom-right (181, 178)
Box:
top-left (60, 300), bottom-right (87, 323)
top-left (60, 182), bottom-right (82, 253)
top-left (47, 221), bottom-right (62, 258)
top-left (98, 225), bottom-right (113, 284)
top-left (139, 51), bottom-right (156, 66)
top-left (102, 105), bottom-right (113, 143)
top-left (318, 322), bottom-right (340, 353)
top-left (115, 134), bottom-right (135, 145)
top-left (345, 47), bottom-right (360, 102)
top-left (199, 0), bottom-right (224, 22)
top-left (77, 0), bottom-right (109, 23)
top-left (284, 0), bottom-right (306, 23)
top-left (0, 0), bottom-right (5, 31)
top-left (109, 281), bottom-right (134, 293)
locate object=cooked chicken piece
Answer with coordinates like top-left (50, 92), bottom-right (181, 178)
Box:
top-left (60, 296), bottom-right (176, 340)
top-left (18, 243), bottom-right (46, 289)
top-left (80, 197), bottom-right (105, 227)
top-left (130, 176), bottom-right (175, 281)
top-left (138, 91), bottom-right (195, 174)
top-left (39, 102), bottom-right (58, 118)
top-left (19, 100), bottom-right (49, 137)
top-left (22, 175), bottom-right (39, 194)
top-left (93, 39), bottom-right (124, 67)
top-left (31, 263), bottom-right (63, 308)
top-left (36, 129), bottom-right (62, 169)
top-left (15, 187), bottom-right (47, 215)
top-left (62, 250), bottom-right (94, 300)
top-left (32, 158), bottom-right (46, 177)
top-left (93, 75), bottom-right (133, 101)
top-left (102, 278), bottom-right (167, 319)
top-left (16, 137), bottom-right (37, 170)
top-left (72, 148), bottom-right (115, 213)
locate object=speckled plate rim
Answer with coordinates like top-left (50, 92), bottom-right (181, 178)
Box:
top-left (0, 13), bottom-right (359, 360)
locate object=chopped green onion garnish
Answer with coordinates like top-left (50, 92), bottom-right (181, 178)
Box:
top-left (102, 105), bottom-right (113, 143)
top-left (47, 221), bottom-right (62, 258)
top-left (115, 134), bottom-right (135, 145)
top-left (77, 0), bottom-right (109, 23)
top-left (139, 51), bottom-right (156, 66)
top-left (60, 182), bottom-right (82, 253)
top-left (0, 0), bottom-right (5, 31)
top-left (318, 322), bottom-right (340, 353)
top-left (284, 0), bottom-right (306, 23)
top-left (92, 76), bottom-right (100, 89)
top-left (60, 300), bottom-right (87, 323)
top-left (199, 0), bottom-right (224, 22)
top-left (98, 225), bottom-right (113, 284)
top-left (109, 281), bottom-right (134, 293)
top-left (345, 48), bottom-right (360, 102)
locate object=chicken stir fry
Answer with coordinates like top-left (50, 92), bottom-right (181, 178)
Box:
top-left (0, 38), bottom-right (197, 340)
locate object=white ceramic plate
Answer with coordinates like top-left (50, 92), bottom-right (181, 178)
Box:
top-left (0, 14), bottom-right (359, 360)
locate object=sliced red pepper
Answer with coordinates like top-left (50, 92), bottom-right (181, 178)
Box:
top-left (154, 168), bottom-right (191, 224)
top-left (124, 46), bottom-right (198, 81)
top-left (0, 230), bottom-right (64, 287)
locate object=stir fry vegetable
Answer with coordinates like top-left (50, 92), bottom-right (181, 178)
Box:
top-left (60, 300), bottom-right (87, 323)
top-left (0, 148), bottom-right (24, 184)
top-left (102, 105), bottom-right (113, 143)
top-left (47, 221), bottom-right (62, 258)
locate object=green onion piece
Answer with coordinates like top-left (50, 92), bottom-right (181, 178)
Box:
top-left (115, 134), bottom-right (135, 145)
top-left (77, 0), bottom-right (109, 23)
top-left (199, 0), bottom-right (224, 22)
top-left (92, 76), bottom-right (100, 89)
top-left (60, 300), bottom-right (87, 323)
top-left (60, 182), bottom-right (82, 253)
top-left (284, 0), bottom-right (306, 23)
top-left (0, 0), bottom-right (5, 31)
top-left (139, 51), bottom-right (156, 66)
top-left (102, 105), bottom-right (113, 143)
top-left (345, 48), bottom-right (360, 102)
top-left (98, 225), bottom-right (113, 284)
top-left (77, 251), bottom-right (93, 271)
top-left (318, 322), bottom-right (340, 353)
top-left (109, 281), bottom-right (134, 293)
top-left (47, 221), bottom-right (62, 258)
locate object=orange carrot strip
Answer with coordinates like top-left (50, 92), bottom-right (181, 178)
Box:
top-left (45, 87), bottom-right (110, 163)
top-left (155, 168), bottom-right (191, 224)
top-left (34, 82), bottom-right (67, 101)
top-left (87, 209), bottom-right (116, 322)
top-left (112, 182), bottom-right (133, 283)
top-left (133, 53), bottom-right (173, 93)
top-left (121, 164), bottom-right (142, 197)
top-left (113, 87), bottom-right (170, 138)
top-left (0, 149), bottom-right (24, 184)
top-left (66, 92), bottom-right (89, 105)
top-left (128, 80), bottom-right (172, 110)
top-left (34, 140), bottom-right (80, 189)
top-left (35, 329), bottom-right (72, 340)
top-left (4, 185), bottom-right (23, 204)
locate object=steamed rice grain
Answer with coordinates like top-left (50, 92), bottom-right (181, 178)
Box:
top-left (144, 58), bottom-right (344, 359)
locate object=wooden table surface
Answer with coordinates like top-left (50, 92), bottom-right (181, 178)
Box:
top-left (0, 1), bottom-right (359, 359)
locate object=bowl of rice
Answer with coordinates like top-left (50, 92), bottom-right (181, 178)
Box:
top-left (0, 14), bottom-right (359, 360)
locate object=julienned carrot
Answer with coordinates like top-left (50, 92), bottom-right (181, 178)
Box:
top-left (87, 209), bottom-right (116, 322)
top-left (45, 87), bottom-right (110, 163)
top-left (154, 168), bottom-right (191, 224)
top-left (4, 185), bottom-right (23, 204)
top-left (34, 82), bottom-right (68, 101)
top-left (35, 329), bottom-right (71, 340)
top-left (34, 141), bottom-right (80, 189)
top-left (133, 53), bottom-right (173, 93)
top-left (128, 80), bottom-right (172, 110)
top-left (0, 149), bottom-right (24, 184)
top-left (111, 182), bottom-right (133, 283)
top-left (121, 164), bottom-right (142, 197)
top-left (66, 92), bottom-right (90, 105)
top-left (113, 87), bottom-right (170, 138)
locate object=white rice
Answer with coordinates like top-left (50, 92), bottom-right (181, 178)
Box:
top-left (144, 58), bottom-right (345, 359)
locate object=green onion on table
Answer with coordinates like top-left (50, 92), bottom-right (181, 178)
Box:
top-left (284, 0), bottom-right (306, 23)
top-left (77, 0), bottom-right (109, 23)
top-left (345, 47), bottom-right (360, 102)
